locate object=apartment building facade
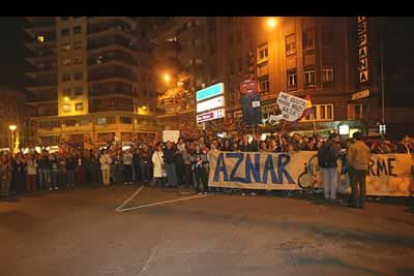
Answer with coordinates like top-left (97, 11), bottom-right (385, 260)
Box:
top-left (25, 16), bottom-right (158, 148)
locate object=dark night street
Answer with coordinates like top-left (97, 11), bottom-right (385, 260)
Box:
top-left (1, 186), bottom-right (413, 276)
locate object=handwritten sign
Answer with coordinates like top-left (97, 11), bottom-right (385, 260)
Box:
top-left (276, 92), bottom-right (307, 122)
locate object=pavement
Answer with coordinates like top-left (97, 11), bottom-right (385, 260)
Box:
top-left (0, 185), bottom-right (413, 276)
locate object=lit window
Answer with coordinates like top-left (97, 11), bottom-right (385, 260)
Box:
top-left (287, 70), bottom-right (297, 91)
top-left (257, 43), bottom-right (268, 64)
top-left (61, 58), bottom-right (71, 66)
top-left (73, 41), bottom-right (82, 50)
top-left (63, 104), bottom-right (71, 112)
top-left (74, 57), bottom-right (83, 65)
top-left (74, 87), bottom-right (83, 95)
top-left (75, 103), bottom-right (84, 111)
top-left (348, 104), bottom-right (366, 120)
top-left (259, 75), bottom-right (270, 93)
top-left (61, 28), bottom-right (70, 36)
top-left (97, 117), bottom-right (107, 125)
top-left (62, 73), bottom-right (71, 82)
top-left (74, 72), bottom-right (83, 80)
top-left (73, 26), bottom-right (82, 34)
top-left (304, 68), bottom-right (316, 88)
top-left (301, 104), bottom-right (334, 122)
top-left (37, 36), bottom-right (45, 43)
top-left (286, 34), bottom-right (296, 56)
top-left (323, 66), bottom-right (334, 83)
top-left (61, 43), bottom-right (71, 51)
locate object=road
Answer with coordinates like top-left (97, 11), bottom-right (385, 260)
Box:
top-left (0, 185), bottom-right (413, 276)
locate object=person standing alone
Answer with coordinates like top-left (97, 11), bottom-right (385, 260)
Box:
top-left (347, 132), bottom-right (371, 209)
top-left (318, 133), bottom-right (341, 202)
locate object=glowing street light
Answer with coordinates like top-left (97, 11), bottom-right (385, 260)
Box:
top-left (9, 125), bottom-right (17, 131)
top-left (163, 73), bottom-right (171, 83)
top-left (64, 96), bottom-right (70, 102)
top-left (267, 17), bottom-right (277, 29)
top-left (9, 125), bottom-right (17, 155)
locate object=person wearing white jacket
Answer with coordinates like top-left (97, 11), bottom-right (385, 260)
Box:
top-left (99, 150), bottom-right (112, 186)
top-left (152, 143), bottom-right (166, 188)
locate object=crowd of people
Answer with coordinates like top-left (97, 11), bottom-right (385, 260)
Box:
top-left (0, 130), bottom-right (413, 207)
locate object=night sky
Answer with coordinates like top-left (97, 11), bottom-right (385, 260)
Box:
top-left (0, 17), bottom-right (29, 91)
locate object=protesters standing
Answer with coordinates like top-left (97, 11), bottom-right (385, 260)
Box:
top-left (152, 143), bottom-right (166, 188)
top-left (164, 141), bottom-right (178, 188)
top-left (37, 152), bottom-right (51, 190)
top-left (58, 153), bottom-right (67, 188)
top-left (183, 147), bottom-right (193, 188)
top-left (26, 154), bottom-right (38, 193)
top-left (50, 153), bottom-right (59, 190)
top-left (192, 144), bottom-right (208, 193)
top-left (318, 133), bottom-right (340, 202)
top-left (176, 138), bottom-right (186, 187)
top-left (99, 149), bottom-right (112, 186)
top-left (66, 153), bottom-right (76, 188)
top-left (397, 135), bottom-right (412, 154)
top-left (123, 149), bottom-right (134, 185)
top-left (0, 154), bottom-right (12, 197)
top-left (347, 132), bottom-right (371, 209)
top-left (133, 148), bottom-right (141, 184)
top-left (76, 152), bottom-right (85, 184)
top-left (139, 144), bottom-right (152, 186)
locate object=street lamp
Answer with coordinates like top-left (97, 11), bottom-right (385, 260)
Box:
top-left (64, 96), bottom-right (70, 102)
top-left (9, 125), bottom-right (17, 155)
top-left (266, 17), bottom-right (277, 29)
top-left (163, 73), bottom-right (171, 84)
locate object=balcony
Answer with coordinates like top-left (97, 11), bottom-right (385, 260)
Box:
top-left (26, 17), bottom-right (55, 26)
top-left (25, 70), bottom-right (57, 79)
top-left (25, 39), bottom-right (56, 51)
top-left (88, 17), bottom-right (135, 26)
top-left (89, 98), bottom-right (134, 113)
top-left (88, 53), bottom-right (136, 69)
top-left (89, 69), bottom-right (135, 83)
top-left (88, 36), bottom-right (136, 55)
top-left (88, 25), bottom-right (136, 41)
top-left (26, 79), bottom-right (58, 91)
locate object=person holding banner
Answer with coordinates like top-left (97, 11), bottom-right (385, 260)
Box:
top-left (347, 132), bottom-right (371, 209)
top-left (318, 133), bottom-right (341, 202)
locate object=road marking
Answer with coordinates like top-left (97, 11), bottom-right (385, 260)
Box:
top-left (117, 194), bottom-right (209, 213)
top-left (115, 186), bottom-right (144, 212)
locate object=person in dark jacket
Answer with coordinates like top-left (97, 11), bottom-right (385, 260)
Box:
top-left (37, 151), bottom-right (51, 190)
top-left (164, 141), bottom-right (177, 188)
top-left (318, 133), bottom-right (341, 201)
top-left (175, 138), bottom-right (185, 187)
top-left (66, 153), bottom-right (76, 188)
top-left (133, 148), bottom-right (141, 184)
top-left (139, 144), bottom-right (152, 185)
top-left (191, 144), bottom-right (208, 193)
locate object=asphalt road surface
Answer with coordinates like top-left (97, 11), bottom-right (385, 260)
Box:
top-left (1, 185), bottom-right (413, 276)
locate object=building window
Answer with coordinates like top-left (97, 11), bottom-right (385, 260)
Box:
top-left (74, 72), bottom-right (83, 80)
top-left (63, 104), bottom-right (71, 112)
top-left (348, 104), bottom-right (366, 120)
top-left (74, 57), bottom-right (83, 65)
top-left (287, 70), bottom-right (297, 91)
top-left (61, 43), bottom-right (71, 51)
top-left (259, 75), bottom-right (270, 93)
top-left (301, 104), bottom-right (334, 122)
top-left (63, 87), bottom-right (71, 96)
top-left (61, 28), bottom-right (70, 36)
top-left (75, 103), bottom-right (84, 111)
top-left (61, 58), bottom-right (71, 66)
top-left (286, 34), bottom-right (296, 56)
top-left (257, 43), bottom-right (268, 64)
top-left (304, 68), bottom-right (316, 88)
top-left (97, 117), bottom-right (107, 125)
top-left (74, 87), bottom-right (83, 96)
top-left (73, 41), bottom-right (82, 50)
top-left (120, 116), bottom-right (132, 124)
top-left (73, 26), bottom-right (82, 34)
top-left (37, 35), bottom-right (45, 43)
top-left (62, 73), bottom-right (71, 82)
top-left (302, 29), bottom-right (315, 50)
top-left (238, 57), bottom-right (243, 72)
top-left (323, 66), bottom-right (334, 84)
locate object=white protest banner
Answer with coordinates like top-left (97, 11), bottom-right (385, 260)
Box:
top-left (276, 92), bottom-right (307, 122)
top-left (163, 130), bottom-right (180, 143)
top-left (208, 151), bottom-right (414, 197)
